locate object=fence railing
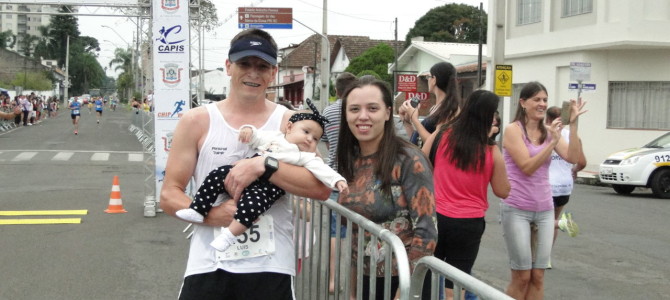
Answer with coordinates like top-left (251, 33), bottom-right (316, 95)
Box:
top-left (410, 256), bottom-right (514, 300)
top-left (293, 197), bottom-right (512, 300)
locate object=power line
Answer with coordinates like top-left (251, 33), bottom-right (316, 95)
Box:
top-left (295, 0), bottom-right (392, 23)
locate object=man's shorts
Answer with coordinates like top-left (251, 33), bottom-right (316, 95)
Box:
top-left (71, 114), bottom-right (80, 120)
top-left (179, 269), bottom-right (293, 300)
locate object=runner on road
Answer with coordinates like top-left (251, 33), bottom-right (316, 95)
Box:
top-left (95, 97), bottom-right (103, 124)
top-left (69, 98), bottom-right (81, 135)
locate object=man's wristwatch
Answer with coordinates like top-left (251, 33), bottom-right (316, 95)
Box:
top-left (260, 157), bottom-right (279, 181)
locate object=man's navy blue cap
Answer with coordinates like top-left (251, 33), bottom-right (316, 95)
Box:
top-left (228, 36), bottom-right (277, 65)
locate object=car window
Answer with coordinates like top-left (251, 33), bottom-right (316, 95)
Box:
top-left (644, 132), bottom-right (670, 148)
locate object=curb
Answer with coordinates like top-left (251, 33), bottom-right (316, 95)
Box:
top-left (576, 171), bottom-right (607, 186)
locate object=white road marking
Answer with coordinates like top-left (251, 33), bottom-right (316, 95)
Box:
top-left (52, 152), bottom-right (75, 161)
top-left (128, 153), bottom-right (144, 161)
top-left (12, 152), bottom-right (38, 161)
top-left (91, 152), bottom-right (110, 161)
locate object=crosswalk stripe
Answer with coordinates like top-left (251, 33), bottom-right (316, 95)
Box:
top-left (52, 152), bottom-right (75, 161)
top-left (91, 152), bottom-right (110, 161)
top-left (128, 153), bottom-right (144, 161)
top-left (11, 152), bottom-right (37, 161)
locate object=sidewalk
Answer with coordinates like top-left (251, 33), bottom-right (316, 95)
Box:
top-left (575, 164), bottom-right (603, 186)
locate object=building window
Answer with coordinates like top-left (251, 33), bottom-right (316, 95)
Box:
top-left (562, 0), bottom-right (593, 17)
top-left (6, 5), bottom-right (13, 9)
top-left (608, 81), bottom-right (670, 130)
top-left (517, 0), bottom-right (542, 25)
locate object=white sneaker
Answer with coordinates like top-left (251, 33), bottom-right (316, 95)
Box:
top-left (176, 208), bottom-right (204, 223)
top-left (210, 227), bottom-right (237, 251)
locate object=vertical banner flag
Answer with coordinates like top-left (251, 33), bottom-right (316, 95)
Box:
top-left (152, 0), bottom-right (190, 196)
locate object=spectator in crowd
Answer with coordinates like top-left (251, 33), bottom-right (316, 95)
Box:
top-left (422, 90), bottom-right (510, 300)
top-left (398, 62), bottom-right (462, 147)
top-left (337, 78), bottom-right (437, 299)
top-left (545, 105), bottom-right (586, 266)
top-left (500, 81), bottom-right (586, 300)
top-left (320, 71), bottom-right (357, 294)
top-left (159, 28), bottom-right (331, 299)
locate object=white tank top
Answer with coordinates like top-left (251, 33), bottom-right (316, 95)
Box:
top-left (184, 103), bottom-right (296, 277)
top-left (548, 128), bottom-right (574, 196)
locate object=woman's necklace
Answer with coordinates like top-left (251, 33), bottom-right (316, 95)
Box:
top-left (527, 128), bottom-right (539, 142)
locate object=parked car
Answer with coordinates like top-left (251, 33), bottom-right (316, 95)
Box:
top-left (599, 132), bottom-right (670, 198)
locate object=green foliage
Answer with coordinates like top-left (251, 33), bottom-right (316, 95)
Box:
top-left (10, 71), bottom-right (53, 91)
top-left (356, 70), bottom-right (382, 79)
top-left (69, 52), bottom-right (105, 95)
top-left (405, 3), bottom-right (487, 47)
top-left (196, 0), bottom-right (221, 32)
top-left (0, 30), bottom-right (16, 49)
top-left (344, 43), bottom-right (395, 86)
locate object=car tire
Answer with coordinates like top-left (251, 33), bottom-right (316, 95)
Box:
top-left (650, 169), bottom-right (670, 199)
top-left (612, 184), bottom-right (635, 195)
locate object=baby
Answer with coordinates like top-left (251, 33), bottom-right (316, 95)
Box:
top-left (176, 100), bottom-right (348, 252)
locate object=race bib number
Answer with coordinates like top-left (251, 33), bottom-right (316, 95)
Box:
top-left (216, 215), bottom-right (275, 261)
top-left (96, 105), bottom-right (102, 109)
top-left (73, 109), bottom-right (80, 114)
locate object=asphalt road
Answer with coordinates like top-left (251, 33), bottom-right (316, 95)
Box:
top-left (0, 108), bottom-right (189, 300)
top-left (474, 184), bottom-right (670, 299)
top-left (2, 107), bottom-right (669, 299)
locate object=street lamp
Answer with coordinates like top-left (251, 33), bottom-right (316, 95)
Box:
top-left (101, 25), bottom-right (137, 100)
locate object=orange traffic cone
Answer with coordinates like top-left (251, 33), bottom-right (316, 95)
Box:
top-left (105, 175), bottom-right (127, 213)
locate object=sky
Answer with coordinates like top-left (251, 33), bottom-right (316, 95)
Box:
top-left (77, 0), bottom-right (489, 77)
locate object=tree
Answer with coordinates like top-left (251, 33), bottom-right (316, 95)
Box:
top-left (405, 3), bottom-right (487, 47)
top-left (344, 43), bottom-right (395, 86)
top-left (10, 71), bottom-right (53, 91)
top-left (108, 47), bottom-right (134, 99)
top-left (0, 30), bottom-right (16, 49)
top-left (17, 33), bottom-right (39, 57)
top-left (69, 52), bottom-right (105, 95)
top-left (33, 26), bottom-right (58, 60)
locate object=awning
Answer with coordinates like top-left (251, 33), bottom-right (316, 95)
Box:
top-left (269, 79), bottom-right (304, 89)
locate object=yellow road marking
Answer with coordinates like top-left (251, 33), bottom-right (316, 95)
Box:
top-left (0, 210), bottom-right (88, 216)
top-left (0, 218), bottom-right (82, 225)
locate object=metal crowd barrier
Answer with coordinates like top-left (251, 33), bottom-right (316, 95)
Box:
top-left (293, 197), bottom-right (512, 300)
top-left (410, 256), bottom-right (514, 300)
top-left (293, 197), bottom-right (412, 300)
top-left (0, 107), bottom-right (18, 132)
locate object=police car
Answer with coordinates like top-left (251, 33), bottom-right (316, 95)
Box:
top-left (599, 132), bottom-right (670, 198)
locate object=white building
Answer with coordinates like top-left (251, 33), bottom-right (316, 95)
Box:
top-left (487, 0), bottom-right (670, 170)
top-left (0, 4), bottom-right (60, 54)
top-left (389, 38), bottom-right (487, 115)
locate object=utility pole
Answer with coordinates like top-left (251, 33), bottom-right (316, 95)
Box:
top-left (394, 17), bottom-right (398, 95)
top-left (64, 35), bottom-right (70, 105)
top-left (293, 18), bottom-right (330, 111)
top-left (319, 0), bottom-right (329, 111)
top-left (477, 2), bottom-right (483, 87)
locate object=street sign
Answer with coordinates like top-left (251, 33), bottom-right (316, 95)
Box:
top-left (238, 7), bottom-right (293, 29)
top-left (494, 65), bottom-right (512, 97)
top-left (405, 92), bottom-right (430, 100)
top-left (397, 74), bottom-right (417, 92)
top-left (570, 62), bottom-right (591, 82)
top-left (569, 83), bottom-right (596, 91)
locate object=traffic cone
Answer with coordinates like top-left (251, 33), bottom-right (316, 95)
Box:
top-left (105, 175), bottom-right (127, 213)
